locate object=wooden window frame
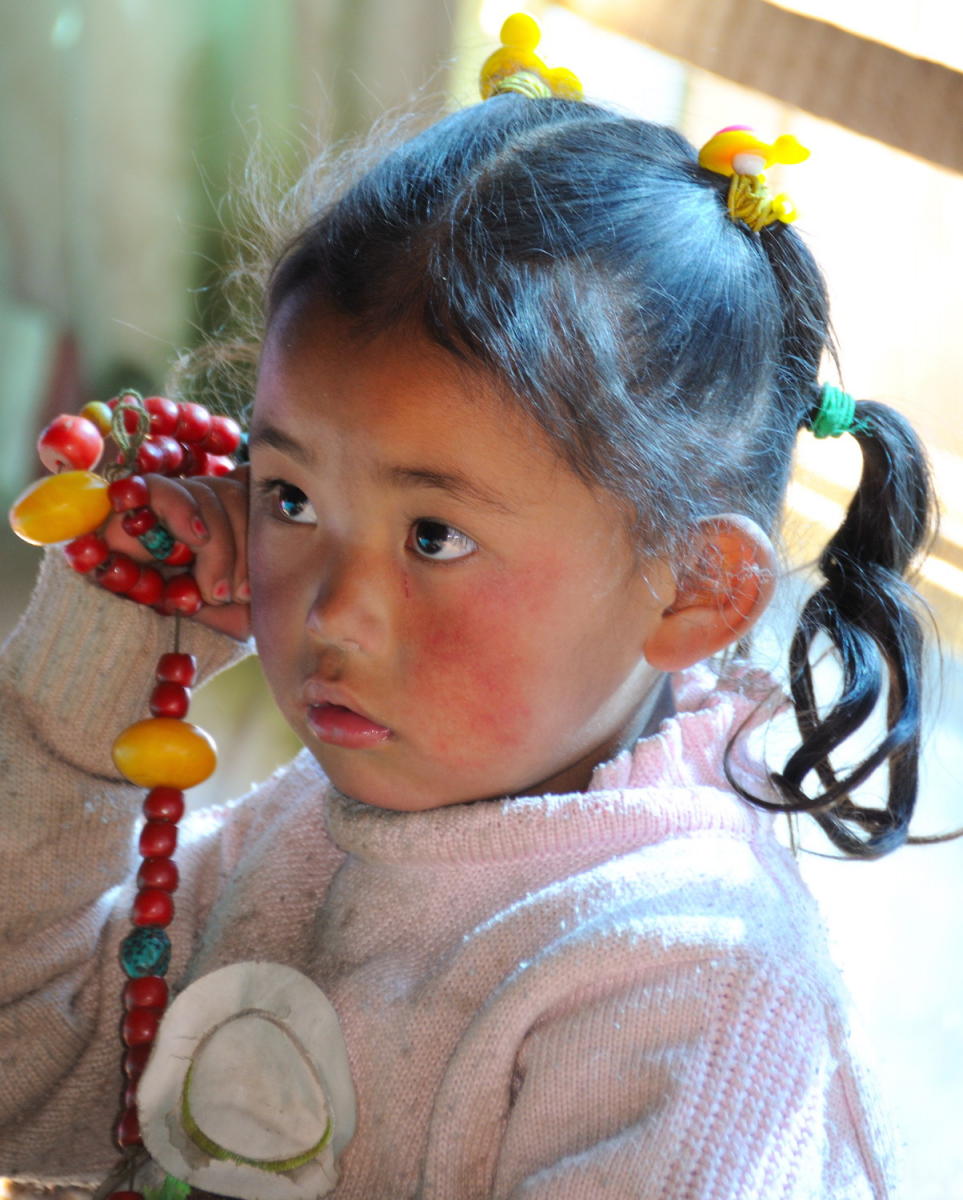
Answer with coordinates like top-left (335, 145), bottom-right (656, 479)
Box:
top-left (558, 0), bottom-right (963, 172)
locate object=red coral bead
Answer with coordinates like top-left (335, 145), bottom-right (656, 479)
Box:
top-left (149, 681), bottom-right (190, 719)
top-left (176, 402), bottom-right (212, 444)
top-left (162, 573), bottom-right (203, 615)
top-left (121, 506), bottom-right (157, 537)
top-left (64, 533), bottom-right (109, 573)
top-left (137, 856), bottom-right (179, 892)
top-left (99, 553), bottom-right (140, 594)
top-left (124, 975), bottom-right (169, 1010)
top-left (115, 1104), bottom-right (142, 1148)
top-left (108, 1190), bottom-right (143, 1200)
top-left (109, 393), bottom-right (139, 411)
top-left (164, 540), bottom-right (194, 567)
top-left (123, 1044), bottom-right (151, 1079)
top-left (153, 434), bottom-right (184, 474)
top-left (126, 565), bottom-right (164, 607)
top-left (37, 414), bottom-right (104, 473)
top-left (205, 453), bottom-right (236, 477)
top-left (178, 442), bottom-right (202, 476)
top-left (122, 1005), bottom-right (162, 1045)
top-left (201, 414), bottom-right (242, 456)
top-left (135, 440), bottom-right (167, 475)
top-left (139, 820), bottom-right (177, 858)
top-left (180, 446), bottom-right (215, 476)
top-left (121, 407), bottom-right (147, 434)
top-left (143, 784), bottom-right (186, 820)
top-left (132, 888), bottom-right (174, 927)
top-left (144, 395), bottom-right (180, 436)
top-left (108, 475), bottom-right (150, 513)
top-left (156, 652), bottom-right (197, 686)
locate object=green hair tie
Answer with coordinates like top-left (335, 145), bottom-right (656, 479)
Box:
top-left (809, 383), bottom-right (858, 439)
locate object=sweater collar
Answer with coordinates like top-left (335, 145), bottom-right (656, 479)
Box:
top-left (322, 664), bottom-right (783, 866)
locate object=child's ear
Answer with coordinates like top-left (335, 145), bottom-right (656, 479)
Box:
top-left (643, 515), bottom-right (776, 671)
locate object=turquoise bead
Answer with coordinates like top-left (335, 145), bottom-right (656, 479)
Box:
top-left (139, 524), bottom-right (175, 560)
top-left (120, 926), bottom-right (171, 978)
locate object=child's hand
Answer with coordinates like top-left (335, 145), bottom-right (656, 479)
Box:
top-left (100, 466), bottom-right (251, 640)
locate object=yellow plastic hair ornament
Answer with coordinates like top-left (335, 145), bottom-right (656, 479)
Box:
top-left (479, 13), bottom-right (583, 101)
top-left (698, 126), bottom-right (810, 232)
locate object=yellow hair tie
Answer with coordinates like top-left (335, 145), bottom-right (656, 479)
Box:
top-left (480, 13), bottom-right (583, 102)
top-left (698, 126), bottom-right (809, 232)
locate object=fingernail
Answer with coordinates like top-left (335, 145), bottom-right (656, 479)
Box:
top-left (191, 516), bottom-right (208, 540)
top-left (236, 580), bottom-right (251, 603)
top-left (212, 580), bottom-right (231, 603)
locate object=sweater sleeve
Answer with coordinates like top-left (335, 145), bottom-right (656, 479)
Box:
top-left (499, 962), bottom-right (838, 1199)
top-left (427, 952), bottom-right (894, 1200)
top-left (0, 550), bottom-right (251, 1180)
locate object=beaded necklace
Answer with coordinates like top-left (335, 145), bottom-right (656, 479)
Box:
top-left (9, 390), bottom-right (242, 1199)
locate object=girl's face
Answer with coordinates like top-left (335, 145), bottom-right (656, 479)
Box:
top-left (247, 310), bottom-right (677, 811)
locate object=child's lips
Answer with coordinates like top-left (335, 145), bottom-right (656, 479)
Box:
top-left (305, 701), bottom-right (392, 749)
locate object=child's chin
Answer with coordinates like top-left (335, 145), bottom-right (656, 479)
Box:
top-left (310, 751), bottom-right (468, 813)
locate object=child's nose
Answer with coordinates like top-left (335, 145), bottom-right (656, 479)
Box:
top-left (305, 547), bottom-right (391, 653)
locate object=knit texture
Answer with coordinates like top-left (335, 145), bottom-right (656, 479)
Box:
top-left (0, 552), bottom-right (899, 1197)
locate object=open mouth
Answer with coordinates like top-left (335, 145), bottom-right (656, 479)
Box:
top-left (306, 703), bottom-right (392, 749)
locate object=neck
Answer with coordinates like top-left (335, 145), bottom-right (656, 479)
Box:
top-left (634, 673), bottom-right (676, 741)
top-left (518, 672), bottom-right (677, 799)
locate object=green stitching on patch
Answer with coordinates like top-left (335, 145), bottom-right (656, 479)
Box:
top-left (180, 1059), bottom-right (332, 1173)
top-left (144, 1173), bottom-right (192, 1200)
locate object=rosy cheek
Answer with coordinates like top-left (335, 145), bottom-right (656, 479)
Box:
top-left (248, 547), bottom-right (301, 687)
top-left (403, 564), bottom-right (562, 753)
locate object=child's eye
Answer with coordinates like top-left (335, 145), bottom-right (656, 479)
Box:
top-left (261, 479), bottom-right (316, 524)
top-left (408, 519), bottom-right (477, 562)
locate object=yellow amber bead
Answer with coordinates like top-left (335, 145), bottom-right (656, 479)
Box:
top-left (9, 470), bottom-right (111, 545)
top-left (112, 718), bottom-right (217, 789)
top-left (80, 400), bottom-right (114, 435)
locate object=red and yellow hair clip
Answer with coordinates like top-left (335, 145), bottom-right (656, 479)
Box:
top-left (698, 125), bottom-right (810, 232)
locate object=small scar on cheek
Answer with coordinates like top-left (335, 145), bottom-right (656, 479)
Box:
top-left (401, 571), bottom-right (410, 600)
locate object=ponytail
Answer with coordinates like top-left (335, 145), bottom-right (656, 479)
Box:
top-left (767, 401), bottom-right (936, 857)
top-left (711, 214), bottom-right (942, 858)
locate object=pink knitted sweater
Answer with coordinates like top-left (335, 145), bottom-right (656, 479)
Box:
top-left (0, 553), bottom-right (898, 1198)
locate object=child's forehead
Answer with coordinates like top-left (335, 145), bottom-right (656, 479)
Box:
top-left (258, 307), bottom-right (523, 435)
top-left (258, 320), bottom-right (526, 443)
top-left (249, 318), bottom-right (626, 527)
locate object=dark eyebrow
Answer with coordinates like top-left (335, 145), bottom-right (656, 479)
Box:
top-left (249, 422), bottom-right (512, 514)
top-left (246, 422), bottom-right (315, 466)
top-left (381, 466), bottom-right (513, 514)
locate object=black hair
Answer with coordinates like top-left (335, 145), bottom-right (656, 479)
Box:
top-left (266, 96), bottom-right (938, 858)
top-left (750, 402), bottom-right (937, 857)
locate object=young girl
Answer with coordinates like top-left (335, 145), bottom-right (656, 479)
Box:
top-left (0, 18), bottom-right (939, 1199)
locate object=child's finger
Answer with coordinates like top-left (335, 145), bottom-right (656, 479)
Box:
top-left (104, 474), bottom-right (237, 604)
top-left (176, 471), bottom-right (251, 640)
top-left (93, 472), bottom-right (252, 638)
top-left (222, 465), bottom-right (250, 599)
top-left (183, 472), bottom-right (249, 606)
top-left (98, 474), bottom-right (206, 564)
top-left (139, 474), bottom-right (215, 553)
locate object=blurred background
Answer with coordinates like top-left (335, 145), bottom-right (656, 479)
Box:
top-left (1, 1), bottom-right (962, 1196)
